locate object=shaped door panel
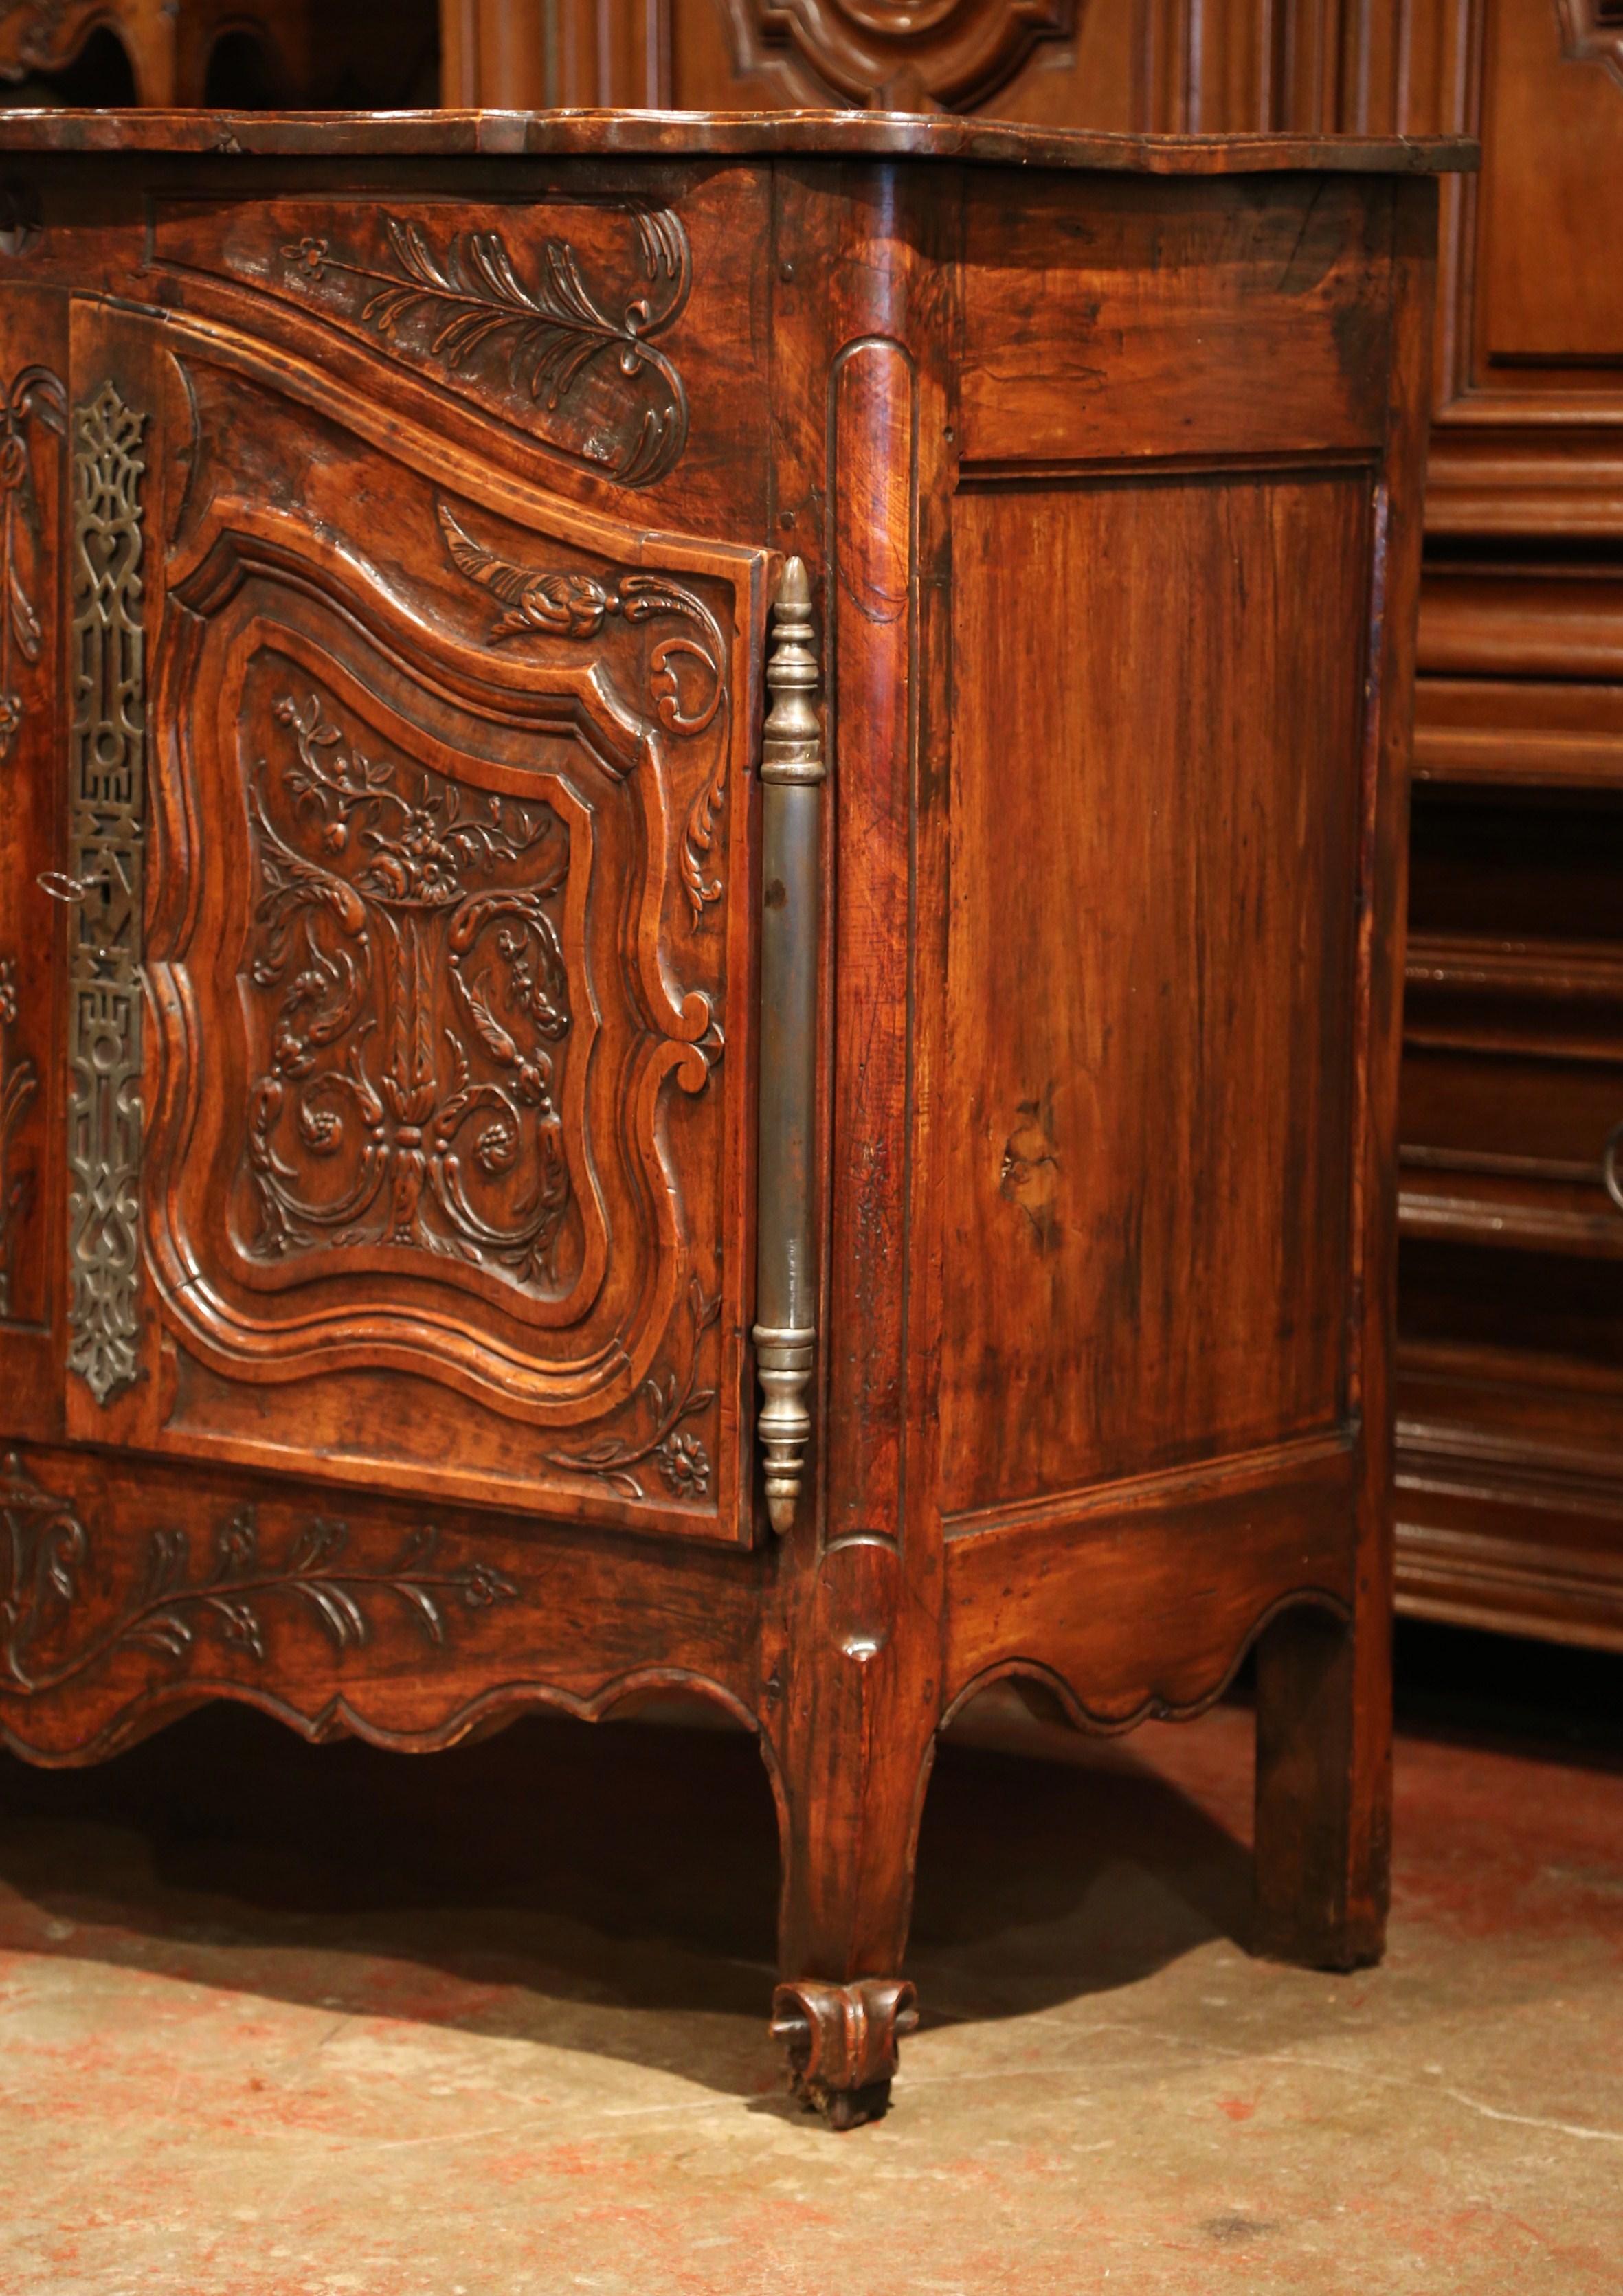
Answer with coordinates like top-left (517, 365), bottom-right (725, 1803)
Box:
top-left (140, 349), bottom-right (763, 1540)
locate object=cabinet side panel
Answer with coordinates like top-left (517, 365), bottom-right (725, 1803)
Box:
top-left (939, 469), bottom-right (1370, 1521)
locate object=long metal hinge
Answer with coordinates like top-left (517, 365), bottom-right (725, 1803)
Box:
top-left (752, 558), bottom-right (825, 1534)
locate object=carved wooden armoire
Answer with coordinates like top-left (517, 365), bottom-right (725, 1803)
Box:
top-left (0, 109), bottom-right (1463, 2121)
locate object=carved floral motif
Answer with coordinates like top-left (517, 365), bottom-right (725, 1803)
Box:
top-left (280, 209), bottom-right (691, 486)
top-left (0, 955), bottom-right (36, 1318)
top-left (439, 502), bottom-right (728, 923)
top-left (545, 1279), bottom-right (719, 1502)
top-left (0, 1451), bottom-right (517, 1701)
top-left (0, 363), bottom-right (63, 762)
top-left (242, 688), bottom-right (574, 1288)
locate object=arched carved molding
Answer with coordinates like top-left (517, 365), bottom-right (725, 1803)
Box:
top-left (1556, 0), bottom-right (1623, 86)
top-left (1, 1662), bottom-right (770, 1768)
top-left (718, 0), bottom-right (1077, 109)
top-left (939, 1588), bottom-right (1354, 1737)
top-left (0, 1452), bottom-right (768, 1760)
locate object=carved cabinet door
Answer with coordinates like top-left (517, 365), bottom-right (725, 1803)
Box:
top-left (58, 315), bottom-right (765, 1544)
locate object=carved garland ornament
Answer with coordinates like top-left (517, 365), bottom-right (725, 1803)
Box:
top-left (0, 1451), bottom-right (517, 1702)
top-left (242, 688), bottom-right (574, 1288)
top-left (280, 210), bottom-right (691, 488)
top-left (65, 382), bottom-right (146, 1406)
top-left (438, 502), bottom-right (729, 925)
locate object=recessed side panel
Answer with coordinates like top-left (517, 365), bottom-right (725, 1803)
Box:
top-left (940, 467), bottom-right (1371, 1524)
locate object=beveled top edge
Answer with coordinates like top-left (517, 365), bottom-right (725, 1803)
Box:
top-left (0, 106), bottom-right (1477, 172)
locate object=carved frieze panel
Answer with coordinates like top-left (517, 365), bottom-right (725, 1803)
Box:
top-left (0, 1448), bottom-right (517, 1707)
top-left (720, 0), bottom-right (1075, 107)
top-left (152, 199), bottom-right (693, 488)
top-left (145, 359), bottom-right (760, 1538)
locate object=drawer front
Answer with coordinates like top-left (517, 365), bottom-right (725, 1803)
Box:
top-left (959, 172), bottom-right (1399, 469)
top-left (11, 297), bottom-right (768, 1543)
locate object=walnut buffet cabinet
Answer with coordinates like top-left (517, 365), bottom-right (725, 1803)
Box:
top-left (0, 109), bottom-right (1466, 2125)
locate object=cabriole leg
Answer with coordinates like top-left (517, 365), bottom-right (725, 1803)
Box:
top-left (765, 1541), bottom-right (937, 2129)
top-left (1253, 1600), bottom-right (1391, 1970)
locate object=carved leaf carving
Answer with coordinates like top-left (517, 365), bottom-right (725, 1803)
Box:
top-left (0, 1453), bottom-right (518, 1701)
top-left (280, 208), bottom-right (691, 486)
top-left (544, 1279), bottom-right (720, 1503)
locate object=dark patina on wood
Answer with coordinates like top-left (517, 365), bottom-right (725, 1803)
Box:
top-left (0, 109), bottom-right (1462, 2124)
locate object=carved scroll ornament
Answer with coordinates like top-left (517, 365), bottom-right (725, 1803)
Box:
top-left (439, 502), bottom-right (728, 923)
top-left (241, 686), bottom-right (574, 1288)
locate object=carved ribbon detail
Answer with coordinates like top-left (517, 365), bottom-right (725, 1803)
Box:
top-left (0, 1451), bottom-right (517, 1702)
top-left (242, 688), bottom-right (574, 1290)
top-left (280, 209), bottom-right (691, 487)
top-left (438, 502), bottom-right (728, 923)
top-left (65, 381), bottom-right (146, 1406)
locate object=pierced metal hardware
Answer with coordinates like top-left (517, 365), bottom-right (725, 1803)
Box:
top-left (65, 381), bottom-right (147, 1407)
top-left (752, 558), bottom-right (825, 1534)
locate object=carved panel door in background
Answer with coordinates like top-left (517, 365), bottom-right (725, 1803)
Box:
top-left (60, 278), bottom-right (764, 1544)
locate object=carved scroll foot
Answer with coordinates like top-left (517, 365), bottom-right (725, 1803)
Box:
top-left (770, 1977), bottom-right (919, 2129)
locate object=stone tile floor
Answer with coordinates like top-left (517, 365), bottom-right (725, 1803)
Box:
top-left (0, 1685), bottom-right (1619, 2295)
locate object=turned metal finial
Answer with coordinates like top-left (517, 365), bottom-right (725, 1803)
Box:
top-left (760, 557), bottom-right (822, 787)
top-left (753, 559), bottom-right (825, 1534)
